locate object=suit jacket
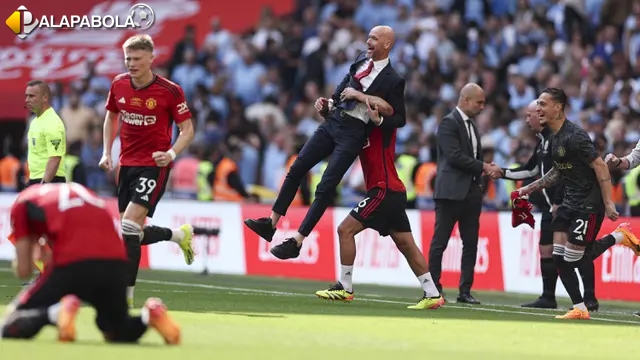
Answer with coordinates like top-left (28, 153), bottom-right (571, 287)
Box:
top-left (434, 109), bottom-right (483, 201)
top-left (330, 56), bottom-right (406, 129)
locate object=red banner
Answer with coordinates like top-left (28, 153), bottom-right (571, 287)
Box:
top-left (242, 204), bottom-right (337, 281)
top-left (594, 220), bottom-right (640, 302)
top-left (421, 212), bottom-right (504, 292)
top-left (0, 0), bottom-right (294, 119)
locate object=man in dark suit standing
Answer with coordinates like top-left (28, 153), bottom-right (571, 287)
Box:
top-left (244, 25), bottom-right (406, 260)
top-left (429, 83), bottom-right (498, 304)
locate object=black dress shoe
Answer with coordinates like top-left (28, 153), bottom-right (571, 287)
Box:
top-left (244, 217), bottom-right (276, 242)
top-left (633, 310), bottom-right (640, 318)
top-left (456, 293), bottom-right (480, 304)
top-left (521, 297), bottom-right (557, 309)
top-left (270, 238), bottom-right (301, 259)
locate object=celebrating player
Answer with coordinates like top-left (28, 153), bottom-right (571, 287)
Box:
top-left (516, 88), bottom-right (640, 320)
top-left (100, 34), bottom-right (196, 307)
top-left (315, 99), bottom-right (444, 309)
top-left (497, 100), bottom-right (603, 311)
top-left (1, 183), bottom-right (180, 344)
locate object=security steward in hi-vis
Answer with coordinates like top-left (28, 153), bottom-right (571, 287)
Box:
top-left (200, 144), bottom-right (259, 203)
top-left (494, 100), bottom-right (598, 311)
top-left (395, 137), bottom-right (420, 209)
top-left (282, 136), bottom-right (311, 206)
top-left (64, 141), bottom-right (88, 186)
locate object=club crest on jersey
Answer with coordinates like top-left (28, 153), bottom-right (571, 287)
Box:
top-left (146, 98), bottom-right (157, 110)
top-left (130, 97), bottom-right (143, 107)
top-left (556, 146), bottom-right (565, 157)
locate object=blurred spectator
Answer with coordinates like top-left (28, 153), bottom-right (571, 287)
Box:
top-left (4, 0), bottom-right (640, 216)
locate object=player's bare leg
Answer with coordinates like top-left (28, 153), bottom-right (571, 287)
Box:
top-left (315, 215), bottom-right (362, 302)
top-left (390, 231), bottom-right (444, 309)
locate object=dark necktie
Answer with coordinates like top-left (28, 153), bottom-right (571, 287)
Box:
top-left (467, 119), bottom-right (476, 159)
top-left (354, 60), bottom-right (374, 84)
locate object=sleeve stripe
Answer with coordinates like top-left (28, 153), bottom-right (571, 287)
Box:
top-left (156, 78), bottom-right (180, 98)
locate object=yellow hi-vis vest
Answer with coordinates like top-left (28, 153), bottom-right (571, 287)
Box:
top-left (625, 166), bottom-right (640, 206)
top-left (504, 163), bottom-right (521, 207)
top-left (64, 155), bottom-right (79, 183)
top-left (395, 154), bottom-right (417, 201)
top-left (310, 161), bottom-right (341, 203)
top-left (197, 161), bottom-right (214, 201)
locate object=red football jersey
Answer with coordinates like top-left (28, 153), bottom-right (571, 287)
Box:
top-left (105, 73), bottom-right (192, 167)
top-left (359, 126), bottom-right (406, 192)
top-left (10, 183), bottom-right (127, 266)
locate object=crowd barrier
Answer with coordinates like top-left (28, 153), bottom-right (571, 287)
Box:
top-left (0, 194), bottom-right (638, 301)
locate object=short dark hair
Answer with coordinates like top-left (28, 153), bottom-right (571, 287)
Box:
top-left (541, 87), bottom-right (567, 110)
top-left (26, 80), bottom-right (52, 99)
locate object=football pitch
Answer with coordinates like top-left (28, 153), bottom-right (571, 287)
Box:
top-left (0, 265), bottom-right (637, 359)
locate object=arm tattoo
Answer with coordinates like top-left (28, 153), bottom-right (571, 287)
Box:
top-left (527, 167), bottom-right (560, 192)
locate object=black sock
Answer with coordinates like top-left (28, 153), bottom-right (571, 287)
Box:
top-left (1, 308), bottom-right (50, 339)
top-left (553, 254), bottom-right (583, 305)
top-left (140, 225), bottom-right (173, 245)
top-left (540, 257), bottom-right (558, 299)
top-left (590, 234), bottom-right (616, 259)
top-left (123, 234), bottom-right (141, 287)
top-left (578, 259), bottom-right (596, 300)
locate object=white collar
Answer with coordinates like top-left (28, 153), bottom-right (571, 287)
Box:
top-left (370, 58), bottom-right (389, 70)
top-left (456, 107), bottom-right (470, 121)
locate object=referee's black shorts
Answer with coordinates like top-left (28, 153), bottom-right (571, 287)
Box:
top-left (27, 176), bottom-right (66, 187)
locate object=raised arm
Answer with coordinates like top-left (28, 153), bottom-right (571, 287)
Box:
top-left (519, 167), bottom-right (561, 195)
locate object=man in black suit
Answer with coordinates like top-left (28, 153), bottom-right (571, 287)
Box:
top-left (429, 83), bottom-right (498, 304)
top-left (244, 25), bottom-right (406, 260)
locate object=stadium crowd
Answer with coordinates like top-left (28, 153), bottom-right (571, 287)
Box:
top-left (2, 0), bottom-right (640, 213)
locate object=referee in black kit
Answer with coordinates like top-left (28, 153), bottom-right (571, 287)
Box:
top-left (495, 100), bottom-right (598, 311)
top-left (244, 25), bottom-right (406, 260)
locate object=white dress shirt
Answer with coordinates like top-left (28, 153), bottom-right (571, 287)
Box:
top-left (456, 106), bottom-right (478, 159)
top-left (625, 140), bottom-right (640, 169)
top-left (343, 58), bottom-right (390, 123)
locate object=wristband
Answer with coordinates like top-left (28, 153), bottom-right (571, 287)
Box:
top-left (167, 149), bottom-right (177, 161)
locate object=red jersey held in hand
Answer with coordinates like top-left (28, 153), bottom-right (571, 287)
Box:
top-left (105, 73), bottom-right (192, 167)
top-left (359, 126), bottom-right (406, 192)
top-left (10, 183), bottom-right (127, 266)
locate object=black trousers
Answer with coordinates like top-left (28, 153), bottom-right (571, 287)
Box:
top-left (2, 260), bottom-right (147, 342)
top-left (273, 111), bottom-right (368, 236)
top-left (429, 184), bottom-right (483, 294)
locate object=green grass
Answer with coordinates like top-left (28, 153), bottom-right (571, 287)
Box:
top-left (0, 264), bottom-right (638, 359)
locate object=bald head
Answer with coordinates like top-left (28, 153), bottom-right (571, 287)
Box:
top-left (367, 25), bottom-right (395, 60)
top-left (525, 99), bottom-right (542, 132)
top-left (457, 83), bottom-right (486, 117)
top-left (459, 83), bottom-right (484, 100)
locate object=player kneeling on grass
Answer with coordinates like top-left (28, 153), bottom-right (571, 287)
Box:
top-left (315, 98), bottom-right (444, 310)
top-left (0, 182), bottom-right (180, 344)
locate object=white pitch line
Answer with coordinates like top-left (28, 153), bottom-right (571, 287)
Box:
top-left (137, 279), bottom-right (640, 325)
